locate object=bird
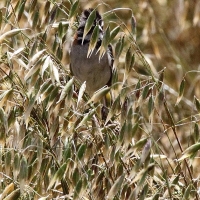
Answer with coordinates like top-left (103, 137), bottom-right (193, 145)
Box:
top-left (70, 8), bottom-right (113, 95)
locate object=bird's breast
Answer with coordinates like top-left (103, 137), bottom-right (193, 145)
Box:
top-left (70, 43), bottom-right (112, 93)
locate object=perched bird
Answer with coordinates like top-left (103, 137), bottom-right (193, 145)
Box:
top-left (70, 8), bottom-right (113, 95)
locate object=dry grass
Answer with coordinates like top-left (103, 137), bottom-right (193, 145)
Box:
top-left (0, 0), bottom-right (200, 199)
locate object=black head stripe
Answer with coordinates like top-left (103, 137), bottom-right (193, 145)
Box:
top-left (78, 9), bottom-right (103, 30)
top-left (77, 9), bottom-right (104, 45)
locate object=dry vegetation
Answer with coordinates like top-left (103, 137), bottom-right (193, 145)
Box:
top-left (0, 0), bottom-right (200, 199)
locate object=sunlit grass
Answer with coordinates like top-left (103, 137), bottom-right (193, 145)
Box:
top-left (0, 0), bottom-right (200, 199)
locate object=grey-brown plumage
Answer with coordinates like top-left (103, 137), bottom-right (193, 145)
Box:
top-left (70, 9), bottom-right (113, 94)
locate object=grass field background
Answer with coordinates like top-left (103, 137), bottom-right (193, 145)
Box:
top-left (0, 0), bottom-right (200, 199)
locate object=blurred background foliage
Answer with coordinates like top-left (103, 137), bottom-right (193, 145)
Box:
top-left (0, 0), bottom-right (200, 199)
